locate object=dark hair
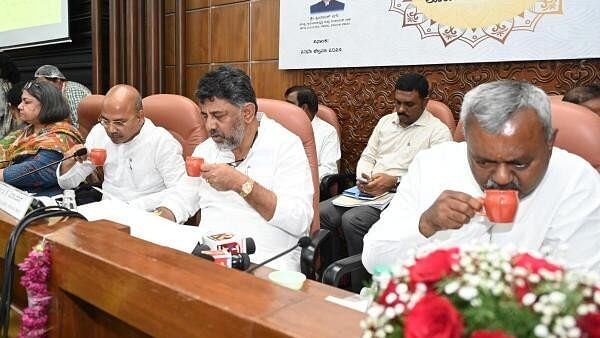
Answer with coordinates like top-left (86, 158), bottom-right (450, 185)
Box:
top-left (0, 54), bottom-right (20, 85)
top-left (6, 81), bottom-right (27, 108)
top-left (195, 66), bottom-right (257, 110)
top-left (395, 73), bottom-right (429, 99)
top-left (284, 85), bottom-right (319, 114)
top-left (563, 84), bottom-right (600, 104)
top-left (23, 81), bottom-right (70, 124)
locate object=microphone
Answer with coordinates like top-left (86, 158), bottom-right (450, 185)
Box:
top-left (10, 148), bottom-right (87, 182)
top-left (246, 236), bottom-right (311, 273)
top-left (191, 242), bottom-right (251, 270)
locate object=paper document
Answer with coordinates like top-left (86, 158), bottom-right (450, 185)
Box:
top-left (332, 193), bottom-right (394, 210)
top-left (342, 186), bottom-right (389, 201)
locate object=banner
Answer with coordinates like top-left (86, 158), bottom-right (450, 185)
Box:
top-left (279, 0), bottom-right (600, 69)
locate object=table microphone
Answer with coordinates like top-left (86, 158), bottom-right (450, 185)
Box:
top-left (246, 236), bottom-right (312, 273)
top-left (10, 148), bottom-right (88, 182)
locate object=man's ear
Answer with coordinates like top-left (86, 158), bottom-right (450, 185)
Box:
top-left (241, 102), bottom-right (256, 123)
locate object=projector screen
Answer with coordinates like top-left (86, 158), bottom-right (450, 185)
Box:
top-left (0, 0), bottom-right (70, 51)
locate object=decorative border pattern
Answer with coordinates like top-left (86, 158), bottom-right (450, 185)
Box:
top-left (389, 0), bottom-right (563, 48)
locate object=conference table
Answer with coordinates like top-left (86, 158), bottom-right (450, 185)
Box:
top-left (0, 201), bottom-right (364, 337)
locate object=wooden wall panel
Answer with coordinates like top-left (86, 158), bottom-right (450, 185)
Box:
top-left (251, 62), bottom-right (303, 100)
top-left (211, 3), bottom-right (250, 63)
top-left (212, 0), bottom-right (246, 6)
top-left (185, 10), bottom-right (210, 64)
top-left (186, 0), bottom-right (209, 10)
top-left (165, 0), bottom-right (175, 13)
top-left (164, 66), bottom-right (177, 94)
top-left (251, 0), bottom-right (279, 61)
top-left (185, 64), bottom-right (210, 99)
top-left (164, 14), bottom-right (176, 66)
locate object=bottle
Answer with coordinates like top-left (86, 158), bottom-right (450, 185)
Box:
top-left (62, 189), bottom-right (77, 211)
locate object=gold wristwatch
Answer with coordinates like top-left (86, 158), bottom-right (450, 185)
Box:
top-left (239, 178), bottom-right (255, 198)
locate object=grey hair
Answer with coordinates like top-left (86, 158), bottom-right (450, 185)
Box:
top-left (460, 80), bottom-right (553, 141)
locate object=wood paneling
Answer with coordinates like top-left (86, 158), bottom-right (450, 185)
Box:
top-left (185, 64), bottom-right (210, 99)
top-left (164, 14), bottom-right (176, 66)
top-left (164, 66), bottom-right (176, 94)
top-left (251, 62), bottom-right (303, 100)
top-left (212, 0), bottom-right (246, 5)
top-left (213, 62), bottom-right (250, 75)
top-left (211, 3), bottom-right (249, 62)
top-left (165, 0), bottom-right (175, 13)
top-left (185, 10), bottom-right (210, 64)
top-left (186, 0), bottom-right (209, 10)
top-left (251, 0), bottom-right (279, 61)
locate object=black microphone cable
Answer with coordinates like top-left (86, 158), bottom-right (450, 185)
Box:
top-left (9, 148), bottom-right (88, 183)
top-left (246, 236), bottom-right (311, 273)
top-left (0, 205), bottom-right (87, 338)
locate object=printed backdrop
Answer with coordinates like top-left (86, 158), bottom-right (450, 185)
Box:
top-left (279, 0), bottom-right (600, 69)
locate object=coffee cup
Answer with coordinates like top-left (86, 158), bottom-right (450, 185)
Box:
top-left (89, 148), bottom-right (107, 166)
top-left (185, 156), bottom-right (204, 177)
top-left (483, 189), bottom-right (519, 223)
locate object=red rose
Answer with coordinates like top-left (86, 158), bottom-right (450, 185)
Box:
top-left (405, 292), bottom-right (463, 338)
top-left (577, 312), bottom-right (600, 338)
top-left (512, 253), bottom-right (562, 274)
top-left (409, 247), bottom-right (459, 288)
top-left (512, 253), bottom-right (563, 300)
top-left (470, 330), bottom-right (515, 338)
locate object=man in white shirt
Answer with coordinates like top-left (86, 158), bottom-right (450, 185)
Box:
top-left (285, 85), bottom-right (341, 179)
top-left (320, 73), bottom-right (452, 290)
top-left (57, 84), bottom-right (185, 211)
top-left (156, 66), bottom-right (313, 272)
top-left (363, 80), bottom-right (600, 273)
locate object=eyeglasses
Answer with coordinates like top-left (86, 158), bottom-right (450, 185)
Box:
top-left (98, 115), bottom-right (137, 129)
top-left (23, 81), bottom-right (41, 90)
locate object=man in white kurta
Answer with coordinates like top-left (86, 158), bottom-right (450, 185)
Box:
top-left (363, 80), bottom-right (600, 274)
top-left (158, 67), bottom-right (313, 272)
top-left (57, 85), bottom-right (185, 211)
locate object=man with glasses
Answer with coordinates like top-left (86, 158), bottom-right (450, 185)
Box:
top-left (34, 65), bottom-right (91, 128)
top-left (57, 84), bottom-right (185, 210)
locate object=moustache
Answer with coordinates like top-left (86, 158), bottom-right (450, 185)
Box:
top-left (484, 179), bottom-right (520, 191)
top-left (209, 129), bottom-right (223, 138)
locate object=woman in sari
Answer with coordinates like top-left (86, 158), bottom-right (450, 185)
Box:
top-left (0, 81), bottom-right (84, 196)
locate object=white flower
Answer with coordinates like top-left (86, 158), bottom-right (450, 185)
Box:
top-left (385, 293), bottom-right (397, 305)
top-left (528, 273), bottom-right (541, 283)
top-left (522, 293), bottom-right (537, 306)
top-left (367, 304), bottom-right (384, 318)
top-left (490, 270), bottom-right (502, 281)
top-left (444, 281), bottom-right (461, 294)
top-left (470, 298), bottom-right (482, 307)
top-left (567, 327), bottom-right (581, 338)
top-left (562, 315), bottom-right (575, 328)
top-left (535, 324), bottom-right (549, 337)
top-left (374, 329), bottom-right (387, 338)
top-left (415, 283), bottom-right (427, 294)
top-left (384, 307), bottom-right (396, 319)
top-left (361, 330), bottom-right (373, 338)
top-left (395, 283), bottom-right (408, 295)
top-left (394, 303), bottom-right (405, 315)
top-left (384, 324), bottom-right (394, 334)
top-left (594, 290), bottom-right (600, 304)
top-left (549, 291), bottom-right (566, 304)
top-left (458, 286), bottom-right (478, 301)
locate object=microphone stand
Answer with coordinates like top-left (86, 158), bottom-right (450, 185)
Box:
top-left (10, 149), bottom-right (87, 182)
top-left (246, 236), bottom-right (311, 273)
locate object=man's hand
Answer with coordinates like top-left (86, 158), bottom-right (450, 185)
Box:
top-left (201, 163), bottom-right (247, 192)
top-left (154, 206), bottom-right (176, 222)
top-left (418, 190), bottom-right (483, 238)
top-left (59, 144), bottom-right (88, 175)
top-left (357, 173), bottom-right (396, 196)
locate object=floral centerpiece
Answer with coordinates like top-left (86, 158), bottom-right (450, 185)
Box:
top-left (361, 245), bottom-right (600, 338)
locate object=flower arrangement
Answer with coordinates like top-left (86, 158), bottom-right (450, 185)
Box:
top-left (17, 241), bottom-right (51, 338)
top-left (361, 245), bottom-right (600, 338)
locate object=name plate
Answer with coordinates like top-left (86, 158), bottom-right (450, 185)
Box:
top-left (0, 182), bottom-right (33, 220)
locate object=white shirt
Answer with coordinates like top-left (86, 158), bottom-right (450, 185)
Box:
top-left (160, 115), bottom-right (314, 272)
top-left (362, 142), bottom-right (600, 273)
top-left (312, 115), bottom-right (341, 180)
top-left (356, 110), bottom-right (452, 178)
top-left (57, 119), bottom-right (185, 211)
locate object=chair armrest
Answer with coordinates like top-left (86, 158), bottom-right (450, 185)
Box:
top-left (300, 229), bottom-right (331, 280)
top-left (321, 254), bottom-right (365, 287)
top-left (319, 173), bottom-right (355, 201)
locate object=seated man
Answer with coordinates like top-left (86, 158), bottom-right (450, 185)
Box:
top-left (57, 84), bottom-right (185, 211)
top-left (563, 84), bottom-right (600, 117)
top-left (363, 80), bottom-right (600, 273)
top-left (285, 85), bottom-right (340, 179)
top-left (156, 66), bottom-right (313, 272)
top-left (319, 73), bottom-right (452, 289)
top-left (34, 64), bottom-right (92, 128)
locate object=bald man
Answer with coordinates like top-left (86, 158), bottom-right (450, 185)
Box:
top-left (57, 85), bottom-right (185, 210)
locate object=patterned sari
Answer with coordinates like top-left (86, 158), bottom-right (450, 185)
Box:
top-left (0, 121), bottom-right (84, 169)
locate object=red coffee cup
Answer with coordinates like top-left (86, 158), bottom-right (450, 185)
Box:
top-left (185, 156), bottom-right (204, 177)
top-left (89, 148), bottom-right (107, 166)
top-left (483, 189), bottom-right (519, 223)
